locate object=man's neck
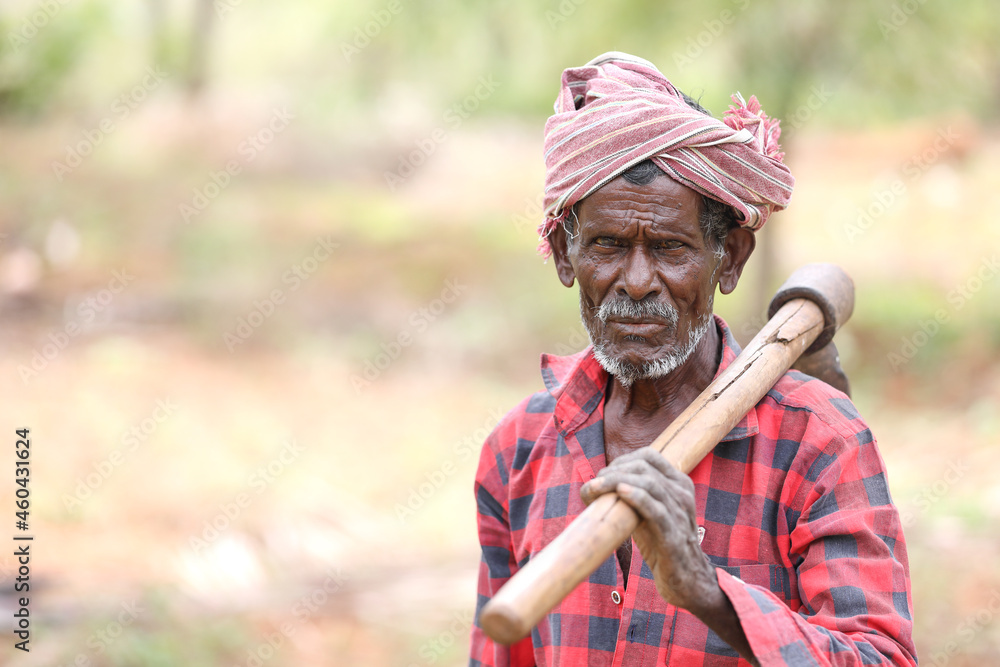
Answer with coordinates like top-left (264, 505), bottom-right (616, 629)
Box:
top-left (606, 320), bottom-right (722, 424)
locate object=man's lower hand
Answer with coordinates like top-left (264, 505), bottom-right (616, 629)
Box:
top-left (580, 448), bottom-right (720, 611)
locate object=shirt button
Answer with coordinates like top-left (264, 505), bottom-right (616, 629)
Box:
top-left (611, 590), bottom-right (621, 605)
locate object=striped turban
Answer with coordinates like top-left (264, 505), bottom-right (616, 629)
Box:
top-left (539, 51), bottom-right (794, 256)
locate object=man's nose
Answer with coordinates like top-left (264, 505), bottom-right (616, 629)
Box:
top-left (618, 247), bottom-right (661, 302)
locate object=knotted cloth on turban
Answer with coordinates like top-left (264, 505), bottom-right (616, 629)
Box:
top-left (539, 51), bottom-right (795, 256)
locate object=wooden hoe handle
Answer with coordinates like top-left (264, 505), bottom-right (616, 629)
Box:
top-left (480, 263), bottom-right (854, 645)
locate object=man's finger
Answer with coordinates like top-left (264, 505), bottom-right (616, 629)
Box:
top-left (615, 482), bottom-right (671, 529)
top-left (583, 467), bottom-right (674, 506)
top-left (598, 453), bottom-right (687, 490)
top-left (603, 449), bottom-right (695, 498)
top-left (627, 448), bottom-right (690, 485)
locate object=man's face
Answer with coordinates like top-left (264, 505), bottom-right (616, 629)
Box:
top-left (562, 174), bottom-right (723, 382)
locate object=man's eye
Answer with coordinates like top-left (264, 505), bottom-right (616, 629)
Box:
top-left (594, 237), bottom-right (620, 247)
top-left (655, 240), bottom-right (684, 250)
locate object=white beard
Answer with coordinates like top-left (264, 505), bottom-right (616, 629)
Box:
top-left (582, 295), bottom-right (713, 388)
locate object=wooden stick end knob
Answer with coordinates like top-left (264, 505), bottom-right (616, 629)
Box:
top-left (767, 263), bottom-right (854, 353)
top-left (480, 599), bottom-right (531, 645)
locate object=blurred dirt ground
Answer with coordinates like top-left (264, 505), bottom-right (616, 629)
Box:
top-left (1, 100), bottom-right (1000, 665)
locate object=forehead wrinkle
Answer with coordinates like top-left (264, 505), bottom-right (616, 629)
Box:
top-left (581, 198), bottom-right (700, 240)
top-left (586, 187), bottom-right (694, 214)
top-left (582, 178), bottom-right (699, 222)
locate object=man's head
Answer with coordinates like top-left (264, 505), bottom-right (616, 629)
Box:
top-left (538, 52), bottom-right (793, 385)
top-left (548, 163), bottom-right (755, 386)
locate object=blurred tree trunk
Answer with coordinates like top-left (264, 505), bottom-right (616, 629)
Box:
top-left (732, 1), bottom-right (845, 322)
top-left (147, 0), bottom-right (170, 69)
top-left (186, 0), bottom-right (214, 97)
top-left (751, 67), bottom-right (802, 322)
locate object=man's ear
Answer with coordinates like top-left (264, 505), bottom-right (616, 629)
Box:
top-left (548, 222), bottom-right (577, 288)
top-left (717, 227), bottom-right (755, 295)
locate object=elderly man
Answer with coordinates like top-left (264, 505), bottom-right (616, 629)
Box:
top-left (469, 53), bottom-right (916, 666)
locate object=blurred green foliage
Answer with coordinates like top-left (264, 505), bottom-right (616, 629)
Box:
top-left (1, 0), bottom-right (998, 122)
top-left (0, 2), bottom-right (99, 116)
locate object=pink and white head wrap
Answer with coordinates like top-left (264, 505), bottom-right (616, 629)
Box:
top-left (539, 51), bottom-right (794, 256)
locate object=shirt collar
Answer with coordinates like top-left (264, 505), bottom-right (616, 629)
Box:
top-left (539, 314), bottom-right (759, 442)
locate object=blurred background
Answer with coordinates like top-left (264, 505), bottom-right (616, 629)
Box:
top-left (1, 0), bottom-right (999, 664)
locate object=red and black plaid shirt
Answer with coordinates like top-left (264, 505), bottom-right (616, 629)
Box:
top-left (471, 316), bottom-right (916, 666)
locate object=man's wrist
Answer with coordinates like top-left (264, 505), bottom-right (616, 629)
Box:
top-left (680, 563), bottom-right (726, 619)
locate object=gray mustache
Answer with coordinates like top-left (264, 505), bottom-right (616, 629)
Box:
top-left (596, 297), bottom-right (679, 326)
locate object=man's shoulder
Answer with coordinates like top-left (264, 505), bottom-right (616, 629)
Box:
top-left (484, 389), bottom-right (558, 451)
top-left (763, 368), bottom-right (871, 444)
